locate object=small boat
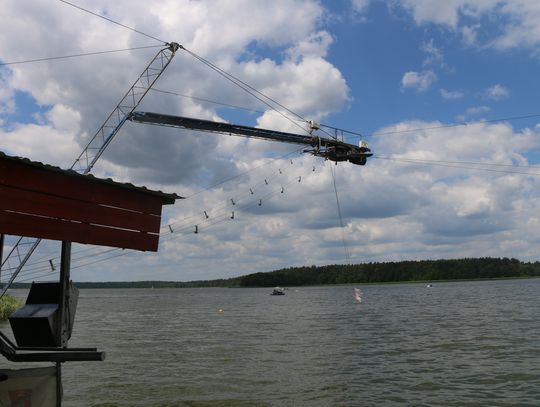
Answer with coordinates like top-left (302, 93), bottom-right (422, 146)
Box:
top-left (426, 284), bottom-right (433, 288)
top-left (270, 287), bottom-right (285, 296)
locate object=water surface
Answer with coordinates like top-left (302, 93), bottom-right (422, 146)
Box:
top-left (4, 279), bottom-right (540, 406)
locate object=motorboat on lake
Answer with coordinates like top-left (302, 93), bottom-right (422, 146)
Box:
top-left (270, 287), bottom-right (285, 295)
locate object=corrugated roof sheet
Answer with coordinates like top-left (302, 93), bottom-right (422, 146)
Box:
top-left (0, 151), bottom-right (183, 204)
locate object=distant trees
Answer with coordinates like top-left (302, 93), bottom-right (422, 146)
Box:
top-left (236, 257), bottom-right (534, 287)
top-left (70, 278), bottom-right (240, 289)
top-left (12, 257), bottom-right (535, 290)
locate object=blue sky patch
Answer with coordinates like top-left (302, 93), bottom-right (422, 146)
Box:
top-left (2, 90), bottom-right (51, 129)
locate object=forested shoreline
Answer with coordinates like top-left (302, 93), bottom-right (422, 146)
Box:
top-left (235, 257), bottom-right (540, 287)
top-left (10, 257), bottom-right (539, 289)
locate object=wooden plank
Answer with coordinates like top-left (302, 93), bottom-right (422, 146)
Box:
top-left (0, 185), bottom-right (161, 233)
top-left (0, 210), bottom-right (159, 251)
top-left (0, 159), bottom-right (165, 215)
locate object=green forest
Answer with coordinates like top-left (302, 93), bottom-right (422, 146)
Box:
top-left (20, 257), bottom-right (537, 289)
top-left (234, 257), bottom-right (539, 287)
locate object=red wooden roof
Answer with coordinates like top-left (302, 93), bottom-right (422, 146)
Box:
top-left (0, 152), bottom-right (180, 251)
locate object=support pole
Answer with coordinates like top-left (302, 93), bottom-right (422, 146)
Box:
top-left (57, 241), bottom-right (71, 349)
top-left (56, 362), bottom-right (62, 407)
top-left (0, 234), bottom-right (4, 283)
top-left (56, 241), bottom-right (71, 407)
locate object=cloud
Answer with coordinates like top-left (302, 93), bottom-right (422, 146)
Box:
top-left (401, 70), bottom-right (437, 92)
top-left (392, 0), bottom-right (540, 53)
top-left (401, 39), bottom-right (443, 95)
top-left (440, 88), bottom-right (465, 100)
top-left (422, 39), bottom-right (445, 68)
top-left (492, 1), bottom-right (540, 50)
top-left (286, 31), bottom-right (333, 61)
top-left (352, 0), bottom-right (371, 13)
top-left (396, 0), bottom-right (498, 28)
top-left (465, 105), bottom-right (491, 115)
top-left (461, 25), bottom-right (479, 46)
top-left (371, 120), bottom-right (540, 246)
top-left (456, 105), bottom-right (490, 121)
top-left (485, 84), bottom-right (510, 100)
top-left (0, 70), bottom-right (15, 115)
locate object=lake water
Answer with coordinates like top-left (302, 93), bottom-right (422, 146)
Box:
top-left (3, 279), bottom-right (540, 406)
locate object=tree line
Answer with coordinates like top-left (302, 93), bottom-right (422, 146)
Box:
top-left (10, 257), bottom-right (540, 289)
top-left (236, 257), bottom-right (539, 287)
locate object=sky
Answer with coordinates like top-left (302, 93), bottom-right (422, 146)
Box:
top-left (2, 0), bottom-right (540, 282)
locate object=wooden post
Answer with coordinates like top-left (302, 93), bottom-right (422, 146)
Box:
top-left (56, 241), bottom-right (71, 407)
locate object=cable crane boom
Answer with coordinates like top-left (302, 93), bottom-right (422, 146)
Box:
top-left (129, 111), bottom-right (373, 165)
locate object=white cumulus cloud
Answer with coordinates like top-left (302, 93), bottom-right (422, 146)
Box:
top-left (393, 0), bottom-right (540, 53)
top-left (401, 70), bottom-right (437, 92)
top-left (485, 84), bottom-right (510, 100)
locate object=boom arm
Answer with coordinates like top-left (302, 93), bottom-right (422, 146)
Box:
top-left (129, 111), bottom-right (373, 165)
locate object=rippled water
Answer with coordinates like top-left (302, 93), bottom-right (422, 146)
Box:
top-left (4, 279), bottom-right (540, 406)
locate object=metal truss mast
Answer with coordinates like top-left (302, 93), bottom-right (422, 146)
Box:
top-left (1, 42), bottom-right (181, 294)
